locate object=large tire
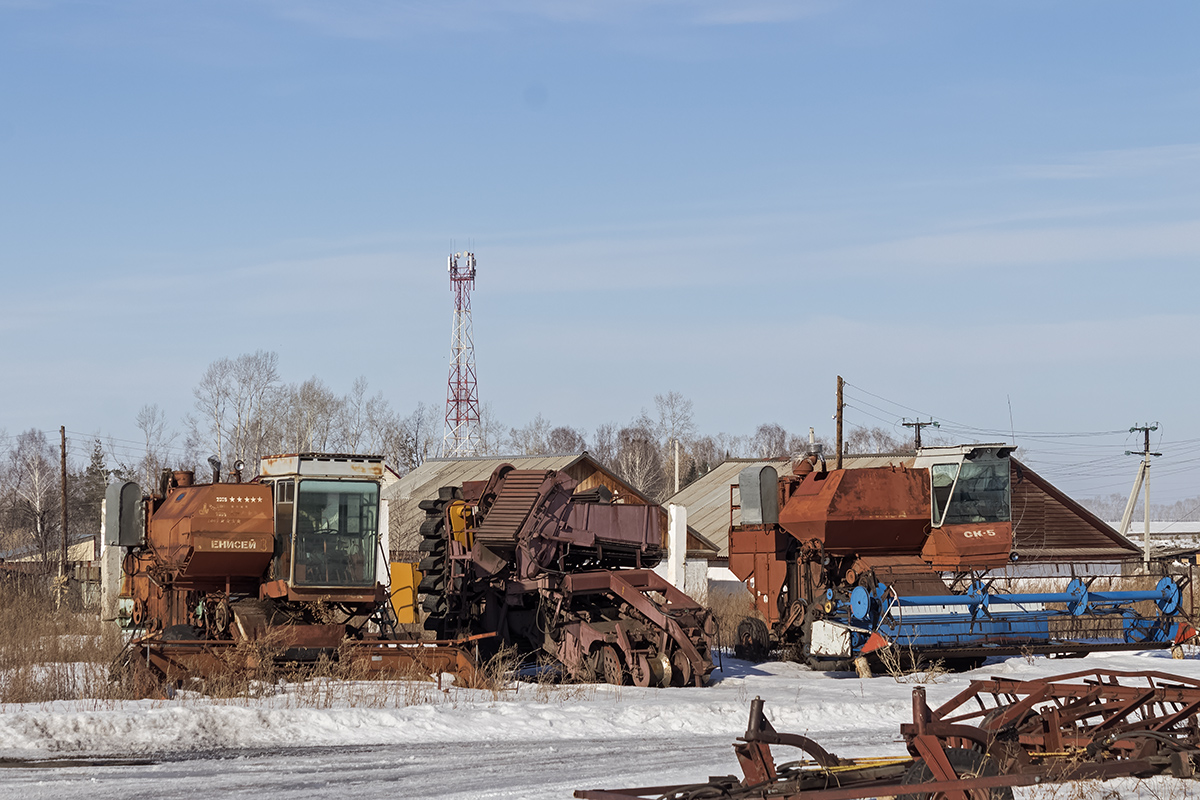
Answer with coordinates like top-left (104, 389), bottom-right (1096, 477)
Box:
top-left (161, 624), bottom-right (202, 641)
top-left (417, 497), bottom-right (451, 637)
top-left (900, 748), bottom-right (1012, 800)
top-left (734, 617), bottom-right (770, 661)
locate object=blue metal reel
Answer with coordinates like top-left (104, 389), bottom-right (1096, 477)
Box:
top-left (850, 586), bottom-right (871, 621)
top-left (1066, 577), bottom-right (1089, 617)
top-left (1156, 576), bottom-right (1182, 615)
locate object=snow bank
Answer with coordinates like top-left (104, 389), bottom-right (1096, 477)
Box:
top-left (2, 650), bottom-right (1198, 760)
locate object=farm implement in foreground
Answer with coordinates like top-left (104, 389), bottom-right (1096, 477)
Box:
top-left (577, 668), bottom-right (1200, 800)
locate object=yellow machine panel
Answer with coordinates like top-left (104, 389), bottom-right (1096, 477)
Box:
top-left (390, 562), bottom-right (419, 624)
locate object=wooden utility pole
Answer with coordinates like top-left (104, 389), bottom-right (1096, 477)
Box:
top-left (902, 418), bottom-right (940, 449)
top-left (59, 426), bottom-right (69, 599)
top-left (835, 376), bottom-right (844, 470)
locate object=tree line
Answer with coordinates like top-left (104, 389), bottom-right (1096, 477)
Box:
top-left (0, 431), bottom-right (108, 562)
top-left (0, 349), bottom-right (926, 561)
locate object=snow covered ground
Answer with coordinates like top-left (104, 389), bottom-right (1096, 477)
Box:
top-left (3, 650), bottom-right (1200, 798)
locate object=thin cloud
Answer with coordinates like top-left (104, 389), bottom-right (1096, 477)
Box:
top-left (255, 0), bottom-right (836, 39)
top-left (693, 0), bottom-right (838, 26)
top-left (815, 218), bottom-right (1200, 272)
top-left (1014, 143), bottom-right (1200, 181)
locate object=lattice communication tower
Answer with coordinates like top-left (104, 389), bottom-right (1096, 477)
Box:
top-left (441, 251), bottom-right (481, 457)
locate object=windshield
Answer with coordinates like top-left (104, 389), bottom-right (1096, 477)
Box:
top-left (293, 479), bottom-right (379, 588)
top-left (930, 463), bottom-right (959, 525)
top-left (942, 456), bottom-right (1011, 525)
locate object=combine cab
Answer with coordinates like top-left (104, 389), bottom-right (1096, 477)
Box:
top-left (730, 445), bottom-right (1193, 669)
top-left (418, 465), bottom-right (715, 687)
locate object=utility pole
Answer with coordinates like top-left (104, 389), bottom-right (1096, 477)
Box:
top-left (1120, 423), bottom-right (1161, 569)
top-left (59, 426), bottom-right (68, 607)
top-left (902, 418), bottom-right (940, 449)
top-left (674, 438), bottom-right (681, 495)
top-left (835, 376), bottom-right (844, 470)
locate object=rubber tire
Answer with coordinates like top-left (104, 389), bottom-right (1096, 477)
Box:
top-left (900, 748), bottom-right (1013, 800)
top-left (162, 624), bottom-right (202, 641)
top-left (734, 617), bottom-right (770, 661)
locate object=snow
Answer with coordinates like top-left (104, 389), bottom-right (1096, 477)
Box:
top-left (2, 650), bottom-right (1200, 798)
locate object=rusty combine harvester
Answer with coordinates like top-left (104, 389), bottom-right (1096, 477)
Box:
top-left (730, 445), bottom-right (1194, 669)
top-left (579, 668), bottom-right (1200, 800)
top-left (417, 465), bottom-right (715, 687)
top-left (108, 454), bottom-right (481, 685)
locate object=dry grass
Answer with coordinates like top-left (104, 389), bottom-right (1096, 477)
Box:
top-left (0, 582), bottom-right (620, 711)
top-left (873, 642), bottom-right (948, 684)
top-left (707, 583), bottom-right (760, 652)
top-left (1017, 777), bottom-right (1197, 799)
top-left (0, 585), bottom-right (129, 704)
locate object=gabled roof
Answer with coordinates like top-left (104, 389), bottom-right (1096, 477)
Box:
top-left (1009, 459), bottom-right (1139, 560)
top-left (385, 452), bottom-right (719, 558)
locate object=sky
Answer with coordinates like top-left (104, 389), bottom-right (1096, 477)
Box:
top-left (2, 1), bottom-right (1199, 505)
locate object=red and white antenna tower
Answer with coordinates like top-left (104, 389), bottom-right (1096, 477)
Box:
top-left (441, 251), bottom-right (481, 457)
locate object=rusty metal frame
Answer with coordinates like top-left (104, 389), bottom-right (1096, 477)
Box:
top-left (576, 669), bottom-right (1200, 800)
top-left (133, 632), bottom-right (492, 689)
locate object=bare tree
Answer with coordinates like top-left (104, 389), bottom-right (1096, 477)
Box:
top-left (714, 431), bottom-right (753, 459)
top-left (688, 435), bottom-right (720, 474)
top-left (547, 426), bottom-right (587, 453)
top-left (281, 377), bottom-right (344, 453)
top-left (340, 376), bottom-right (372, 455)
top-left (752, 423), bottom-right (791, 459)
top-left (845, 426), bottom-right (906, 455)
top-left (615, 414), bottom-right (665, 501)
top-left (384, 401), bottom-right (441, 474)
top-left (356, 383), bottom-right (398, 457)
top-left (655, 391), bottom-right (696, 492)
top-left (509, 414), bottom-right (552, 455)
top-left (7, 429), bottom-right (59, 561)
top-left (228, 350), bottom-right (280, 464)
top-left (135, 403), bottom-right (178, 487)
top-left (191, 357), bottom-right (233, 466)
top-left (478, 402), bottom-right (505, 456)
top-left (590, 422), bottom-right (618, 468)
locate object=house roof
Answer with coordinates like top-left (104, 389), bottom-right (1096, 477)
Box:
top-left (0, 532), bottom-right (96, 562)
top-left (385, 452), bottom-right (719, 558)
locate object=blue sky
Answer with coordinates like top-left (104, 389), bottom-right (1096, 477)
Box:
top-left (3, 1), bottom-right (1199, 503)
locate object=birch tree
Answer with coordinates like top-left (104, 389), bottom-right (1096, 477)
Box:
top-left (8, 429), bottom-right (59, 561)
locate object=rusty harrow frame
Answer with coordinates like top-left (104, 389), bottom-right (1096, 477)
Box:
top-left (577, 669), bottom-right (1200, 800)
